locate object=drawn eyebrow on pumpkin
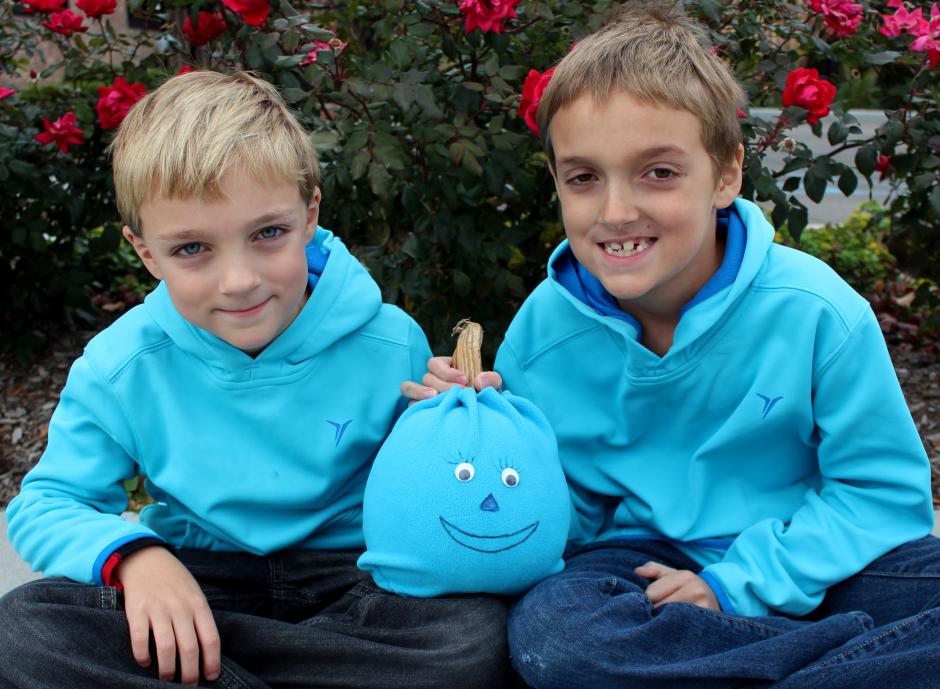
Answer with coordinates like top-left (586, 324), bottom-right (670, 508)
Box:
top-left (445, 451), bottom-right (475, 465)
top-left (495, 456), bottom-right (515, 471)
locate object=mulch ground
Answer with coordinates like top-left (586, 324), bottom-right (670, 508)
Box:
top-left (2, 328), bottom-right (939, 508)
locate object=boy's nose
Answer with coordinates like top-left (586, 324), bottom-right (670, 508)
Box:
top-left (480, 493), bottom-right (499, 512)
top-left (218, 259), bottom-right (261, 295)
top-left (598, 185), bottom-right (640, 230)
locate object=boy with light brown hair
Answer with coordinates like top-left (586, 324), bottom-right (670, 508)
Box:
top-left (0, 70), bottom-right (509, 689)
top-left (409, 3), bottom-right (940, 687)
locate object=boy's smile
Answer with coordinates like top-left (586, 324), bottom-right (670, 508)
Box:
top-left (549, 90), bottom-right (743, 327)
top-left (124, 171), bottom-right (320, 355)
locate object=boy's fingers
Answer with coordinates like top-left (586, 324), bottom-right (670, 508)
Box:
top-left (427, 356), bottom-right (467, 386)
top-left (125, 610), bottom-right (152, 668)
top-left (634, 561), bottom-right (673, 579)
top-left (644, 574), bottom-right (685, 604)
top-left (400, 381), bottom-right (438, 401)
top-left (173, 621), bottom-right (200, 686)
top-left (150, 615), bottom-right (177, 681)
top-left (474, 371), bottom-right (503, 391)
top-left (422, 371), bottom-right (464, 391)
top-left (195, 608), bottom-right (222, 681)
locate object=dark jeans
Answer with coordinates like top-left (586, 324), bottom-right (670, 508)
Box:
top-left (508, 536), bottom-right (940, 689)
top-left (0, 549), bottom-right (512, 688)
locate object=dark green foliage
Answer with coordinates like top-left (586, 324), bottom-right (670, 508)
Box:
top-left (2, 0), bottom-right (939, 362)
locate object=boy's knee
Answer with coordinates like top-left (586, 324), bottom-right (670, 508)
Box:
top-left (432, 596), bottom-right (510, 689)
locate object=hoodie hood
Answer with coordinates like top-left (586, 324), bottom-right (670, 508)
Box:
top-left (144, 227), bottom-right (382, 381)
top-left (548, 199), bottom-right (774, 356)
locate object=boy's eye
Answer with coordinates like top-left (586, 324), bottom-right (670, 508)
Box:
top-left (177, 242), bottom-right (204, 256)
top-left (567, 173), bottom-right (596, 185)
top-left (646, 167), bottom-right (676, 180)
top-left (258, 226), bottom-right (283, 240)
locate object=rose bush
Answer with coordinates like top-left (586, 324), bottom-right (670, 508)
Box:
top-left (1, 0), bottom-right (939, 360)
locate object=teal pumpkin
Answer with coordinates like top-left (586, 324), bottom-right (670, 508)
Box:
top-left (358, 386), bottom-right (571, 596)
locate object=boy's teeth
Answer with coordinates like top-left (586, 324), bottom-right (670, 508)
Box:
top-left (603, 239), bottom-right (652, 257)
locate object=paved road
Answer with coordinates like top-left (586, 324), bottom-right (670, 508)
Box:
top-left (751, 108), bottom-right (891, 227)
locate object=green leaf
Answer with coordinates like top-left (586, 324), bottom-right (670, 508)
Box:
top-left (368, 162), bottom-right (393, 198)
top-left (783, 176), bottom-right (801, 192)
top-left (803, 169), bottom-right (827, 204)
top-left (697, 0), bottom-right (721, 22)
top-left (827, 121), bottom-right (847, 145)
top-left (855, 144), bottom-right (878, 177)
top-left (788, 203), bottom-right (809, 241)
top-left (863, 51), bottom-right (901, 66)
top-left (837, 168), bottom-right (858, 197)
top-left (453, 269), bottom-right (472, 296)
top-left (772, 200), bottom-right (789, 229)
top-left (930, 186), bottom-right (940, 216)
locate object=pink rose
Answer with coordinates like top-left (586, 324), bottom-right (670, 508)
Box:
top-left (808, 0), bottom-right (863, 37)
top-left (781, 68), bottom-right (837, 125)
top-left (457, 0), bottom-right (522, 33)
top-left (0, 88), bottom-right (16, 100)
top-left (301, 38), bottom-right (347, 66)
top-left (221, 0), bottom-right (269, 27)
top-left (95, 77), bottom-right (146, 130)
top-left (516, 67), bottom-right (555, 137)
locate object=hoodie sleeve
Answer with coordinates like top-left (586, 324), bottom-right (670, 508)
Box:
top-left (701, 308), bottom-right (934, 617)
top-left (6, 354), bottom-right (165, 585)
top-left (396, 318), bottom-right (434, 418)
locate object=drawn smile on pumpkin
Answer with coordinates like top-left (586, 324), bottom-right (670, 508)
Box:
top-left (439, 517), bottom-right (539, 553)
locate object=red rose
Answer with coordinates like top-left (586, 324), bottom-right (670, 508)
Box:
top-left (35, 111), bottom-right (85, 153)
top-left (176, 65), bottom-right (199, 76)
top-left (182, 11), bottom-right (227, 46)
top-left (76, 0), bottom-right (116, 18)
top-left (43, 9), bottom-right (88, 36)
top-left (95, 77), bottom-right (146, 130)
top-left (221, 0), bottom-right (269, 27)
top-left (20, 0), bottom-right (66, 13)
top-left (875, 154), bottom-right (892, 180)
top-left (457, 0), bottom-right (522, 33)
top-left (781, 67), bottom-right (837, 125)
top-left (0, 88), bottom-right (15, 100)
top-left (516, 67), bottom-right (555, 137)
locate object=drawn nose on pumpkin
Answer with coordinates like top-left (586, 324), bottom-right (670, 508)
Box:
top-left (480, 493), bottom-right (500, 512)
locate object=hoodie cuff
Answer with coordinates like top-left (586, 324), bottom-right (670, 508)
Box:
top-left (699, 570), bottom-right (736, 614)
top-left (98, 536), bottom-right (170, 587)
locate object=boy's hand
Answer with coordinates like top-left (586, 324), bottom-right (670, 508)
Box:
top-left (115, 546), bottom-right (221, 686)
top-left (635, 562), bottom-right (720, 611)
top-left (400, 356), bottom-right (503, 402)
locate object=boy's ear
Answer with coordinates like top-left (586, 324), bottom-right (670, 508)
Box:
top-left (121, 225), bottom-right (163, 280)
top-left (304, 187), bottom-right (321, 243)
top-left (715, 144), bottom-right (745, 209)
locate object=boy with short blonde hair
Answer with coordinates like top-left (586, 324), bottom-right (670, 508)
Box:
top-left (412, 4), bottom-right (940, 687)
top-left (0, 71), bottom-right (509, 689)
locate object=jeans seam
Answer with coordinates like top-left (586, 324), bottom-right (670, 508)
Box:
top-left (857, 571), bottom-right (940, 578)
top-left (671, 603), bottom-right (786, 634)
top-left (216, 665), bottom-right (253, 689)
top-left (800, 609), bottom-right (934, 671)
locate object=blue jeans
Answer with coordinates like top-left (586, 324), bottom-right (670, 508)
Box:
top-left (508, 536), bottom-right (940, 689)
top-left (0, 549), bottom-right (513, 688)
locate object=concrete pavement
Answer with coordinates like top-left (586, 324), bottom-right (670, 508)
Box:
top-left (2, 508), bottom-right (939, 596)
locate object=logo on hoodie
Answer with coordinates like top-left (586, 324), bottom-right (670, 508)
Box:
top-left (755, 394), bottom-right (783, 420)
top-left (327, 419), bottom-right (353, 446)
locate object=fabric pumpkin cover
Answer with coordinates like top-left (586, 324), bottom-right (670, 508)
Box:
top-left (358, 386), bottom-right (570, 596)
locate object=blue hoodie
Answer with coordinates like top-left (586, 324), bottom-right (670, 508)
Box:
top-left (7, 228), bottom-right (432, 585)
top-left (494, 199), bottom-right (933, 617)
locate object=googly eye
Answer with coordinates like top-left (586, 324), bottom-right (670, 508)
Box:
top-left (454, 462), bottom-right (475, 482)
top-left (501, 467), bottom-right (520, 487)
